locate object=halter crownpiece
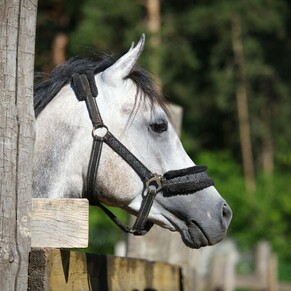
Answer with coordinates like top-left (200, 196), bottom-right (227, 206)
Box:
top-left (71, 73), bottom-right (214, 235)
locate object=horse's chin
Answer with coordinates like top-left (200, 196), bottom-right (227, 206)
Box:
top-left (179, 223), bottom-right (210, 249)
top-left (151, 213), bottom-right (221, 249)
top-left (127, 199), bottom-right (225, 249)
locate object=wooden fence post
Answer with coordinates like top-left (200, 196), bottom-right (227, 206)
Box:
top-left (255, 241), bottom-right (271, 289)
top-left (0, 0), bottom-right (37, 290)
top-left (207, 254), bottom-right (224, 290)
top-left (235, 241), bottom-right (280, 291)
top-left (267, 254), bottom-right (278, 291)
top-left (206, 249), bottom-right (237, 291)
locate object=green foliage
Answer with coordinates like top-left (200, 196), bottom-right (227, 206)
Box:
top-left (68, 0), bottom-right (146, 56)
top-left (279, 259), bottom-right (291, 282)
top-left (87, 206), bottom-right (127, 254)
top-left (35, 0), bottom-right (291, 262)
top-left (196, 150), bottom-right (291, 260)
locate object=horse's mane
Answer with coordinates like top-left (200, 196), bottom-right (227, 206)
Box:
top-left (34, 54), bottom-right (167, 118)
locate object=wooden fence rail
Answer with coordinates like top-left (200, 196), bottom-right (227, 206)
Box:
top-left (31, 198), bottom-right (89, 248)
top-left (28, 199), bottom-right (291, 291)
top-left (28, 198), bottom-right (183, 290)
top-left (201, 241), bottom-right (291, 291)
top-left (28, 249), bottom-right (183, 291)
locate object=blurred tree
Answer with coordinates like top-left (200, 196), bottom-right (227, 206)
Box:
top-left (36, 0), bottom-right (82, 72)
top-left (231, 14), bottom-right (255, 192)
top-left (160, 0), bottom-right (289, 180)
top-left (68, 0), bottom-right (146, 55)
top-left (34, 0), bottom-right (291, 263)
top-left (146, 0), bottom-right (162, 87)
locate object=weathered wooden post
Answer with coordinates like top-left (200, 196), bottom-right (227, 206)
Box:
top-left (206, 243), bottom-right (238, 291)
top-left (0, 0), bottom-right (38, 290)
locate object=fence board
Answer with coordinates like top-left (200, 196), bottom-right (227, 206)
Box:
top-left (31, 198), bottom-right (89, 248)
top-left (29, 249), bottom-right (183, 290)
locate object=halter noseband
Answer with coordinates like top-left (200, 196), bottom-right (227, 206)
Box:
top-left (71, 73), bottom-right (214, 236)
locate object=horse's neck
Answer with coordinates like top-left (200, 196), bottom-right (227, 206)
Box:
top-left (33, 125), bottom-right (89, 198)
top-left (33, 92), bottom-right (91, 199)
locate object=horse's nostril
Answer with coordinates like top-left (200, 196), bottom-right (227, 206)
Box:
top-left (222, 202), bottom-right (232, 224)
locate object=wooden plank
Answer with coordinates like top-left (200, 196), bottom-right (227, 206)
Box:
top-left (46, 249), bottom-right (182, 291)
top-left (105, 256), bottom-right (181, 290)
top-left (49, 250), bottom-right (89, 291)
top-left (31, 199), bottom-right (89, 248)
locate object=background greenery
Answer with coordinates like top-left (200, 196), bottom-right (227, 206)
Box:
top-left (35, 0), bottom-right (291, 281)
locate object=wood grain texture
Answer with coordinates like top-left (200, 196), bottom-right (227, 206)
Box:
top-left (0, 0), bottom-right (37, 290)
top-left (44, 249), bottom-right (182, 291)
top-left (31, 199), bottom-right (89, 248)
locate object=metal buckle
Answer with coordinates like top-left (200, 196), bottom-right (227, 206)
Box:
top-left (145, 173), bottom-right (163, 192)
top-left (92, 125), bottom-right (108, 141)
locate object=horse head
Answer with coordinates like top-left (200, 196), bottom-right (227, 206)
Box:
top-left (33, 34), bottom-right (232, 248)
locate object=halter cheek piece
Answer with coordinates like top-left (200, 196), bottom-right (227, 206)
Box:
top-left (71, 73), bottom-right (214, 236)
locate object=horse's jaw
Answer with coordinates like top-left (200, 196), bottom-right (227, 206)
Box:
top-left (127, 186), bottom-right (232, 249)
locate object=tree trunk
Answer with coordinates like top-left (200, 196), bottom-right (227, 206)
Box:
top-left (52, 32), bottom-right (68, 66)
top-left (0, 0), bottom-right (37, 290)
top-left (261, 107), bottom-right (274, 175)
top-left (231, 15), bottom-right (256, 193)
top-left (146, 0), bottom-right (162, 89)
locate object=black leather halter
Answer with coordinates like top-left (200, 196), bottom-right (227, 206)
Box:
top-left (71, 73), bottom-right (214, 235)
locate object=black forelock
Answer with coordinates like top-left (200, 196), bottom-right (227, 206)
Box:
top-left (34, 53), bottom-right (168, 118)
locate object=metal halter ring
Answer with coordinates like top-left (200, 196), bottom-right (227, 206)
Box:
top-left (145, 173), bottom-right (163, 193)
top-left (92, 125), bottom-right (108, 141)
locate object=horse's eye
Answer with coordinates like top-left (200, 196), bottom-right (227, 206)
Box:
top-left (150, 121), bottom-right (168, 133)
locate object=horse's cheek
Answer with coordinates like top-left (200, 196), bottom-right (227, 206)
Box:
top-left (98, 153), bottom-right (141, 205)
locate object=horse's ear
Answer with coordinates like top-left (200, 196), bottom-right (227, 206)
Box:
top-left (102, 34), bottom-right (145, 84)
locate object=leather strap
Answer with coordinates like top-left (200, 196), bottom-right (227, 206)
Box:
top-left (72, 72), bottom-right (155, 235)
top-left (131, 188), bottom-right (157, 234)
top-left (86, 138), bottom-right (103, 204)
top-left (104, 132), bottom-right (153, 181)
top-left (71, 72), bottom-right (214, 236)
